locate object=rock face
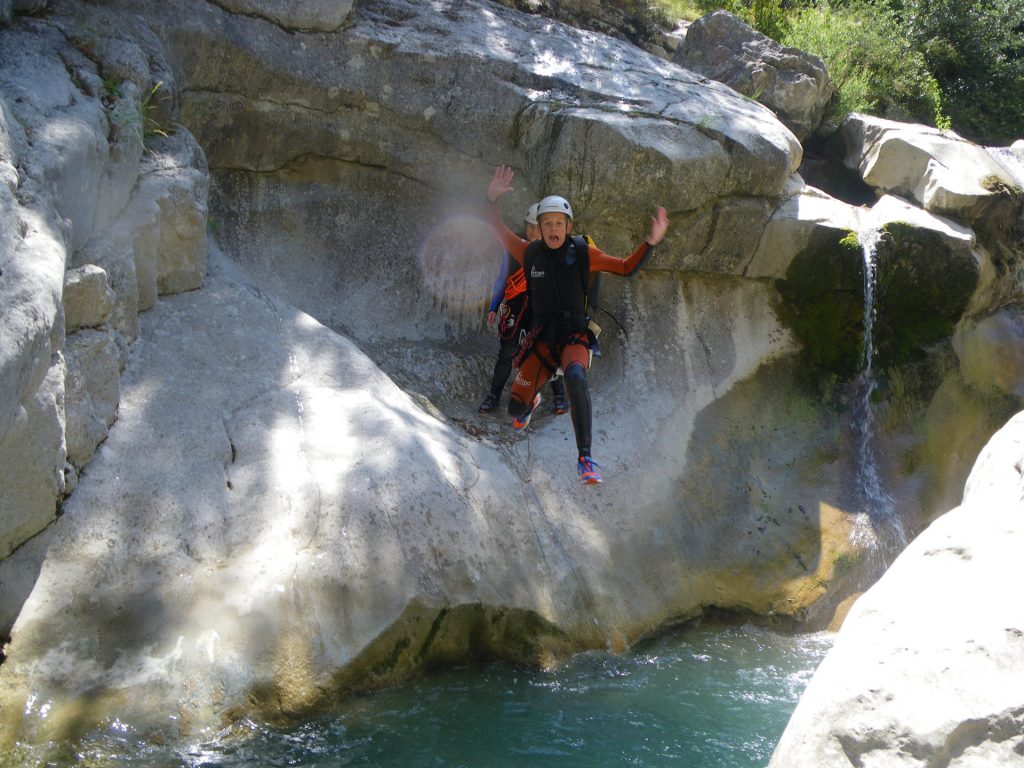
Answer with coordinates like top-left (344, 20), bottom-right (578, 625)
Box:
top-left (208, 0), bottom-right (353, 32)
top-left (674, 10), bottom-right (833, 141)
top-left (0, 0), bottom-right (1023, 756)
top-left (0, 16), bottom-right (207, 564)
top-left (769, 411), bottom-right (1024, 767)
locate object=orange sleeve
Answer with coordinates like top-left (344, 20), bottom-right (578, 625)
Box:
top-left (588, 241), bottom-right (652, 276)
top-left (484, 202), bottom-right (527, 266)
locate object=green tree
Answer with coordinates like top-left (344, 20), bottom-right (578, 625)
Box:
top-left (894, 0), bottom-right (1024, 144)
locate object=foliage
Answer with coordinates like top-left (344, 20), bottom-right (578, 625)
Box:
top-left (781, 0), bottom-right (948, 130)
top-left (623, 0), bottom-right (1021, 144)
top-left (892, 0), bottom-right (1024, 144)
top-left (648, 0), bottom-right (707, 22)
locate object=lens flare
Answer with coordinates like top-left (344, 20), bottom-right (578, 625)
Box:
top-left (417, 214), bottom-right (505, 334)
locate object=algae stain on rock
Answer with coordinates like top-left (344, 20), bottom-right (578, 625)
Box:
top-left (242, 600), bottom-right (573, 725)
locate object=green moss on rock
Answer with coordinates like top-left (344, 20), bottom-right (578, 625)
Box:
top-left (777, 228), bottom-right (865, 378)
top-left (873, 223), bottom-right (979, 368)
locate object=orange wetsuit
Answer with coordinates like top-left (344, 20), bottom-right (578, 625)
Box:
top-left (486, 202), bottom-right (654, 458)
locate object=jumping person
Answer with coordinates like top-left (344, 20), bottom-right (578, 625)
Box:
top-left (485, 165), bottom-right (669, 484)
top-left (479, 204), bottom-right (568, 415)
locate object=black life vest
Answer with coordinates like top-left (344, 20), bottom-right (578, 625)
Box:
top-left (523, 235), bottom-right (591, 339)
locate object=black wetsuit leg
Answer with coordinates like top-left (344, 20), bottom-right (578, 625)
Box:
top-left (488, 337), bottom-right (516, 398)
top-left (564, 362), bottom-right (591, 457)
top-left (549, 374), bottom-right (566, 399)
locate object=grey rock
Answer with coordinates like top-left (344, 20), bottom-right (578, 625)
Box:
top-left (0, 524), bottom-right (54, 639)
top-left (63, 264), bottom-right (115, 333)
top-left (955, 305), bottom-right (1024, 399)
top-left (0, 358), bottom-right (65, 560)
top-left (63, 329), bottom-right (120, 468)
top-left (839, 113), bottom-right (1020, 220)
top-left (675, 11), bottom-right (832, 140)
top-left (12, 0), bottom-right (47, 12)
top-left (208, 0), bottom-right (353, 32)
top-left (769, 410), bottom-right (1024, 768)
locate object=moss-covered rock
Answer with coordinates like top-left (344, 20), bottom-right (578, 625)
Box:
top-left (776, 229), bottom-right (865, 378)
top-left (873, 222), bottom-right (979, 368)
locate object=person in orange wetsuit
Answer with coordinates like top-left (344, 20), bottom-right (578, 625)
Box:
top-left (485, 165), bottom-right (669, 484)
top-left (479, 203), bottom-right (568, 415)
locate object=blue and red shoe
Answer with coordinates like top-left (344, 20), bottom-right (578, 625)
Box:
top-left (512, 393), bottom-right (541, 432)
top-left (577, 456), bottom-right (602, 484)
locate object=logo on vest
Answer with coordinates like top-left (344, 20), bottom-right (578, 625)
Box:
top-left (530, 266), bottom-right (545, 279)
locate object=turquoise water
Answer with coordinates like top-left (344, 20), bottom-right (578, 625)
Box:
top-left (40, 623), bottom-right (832, 768)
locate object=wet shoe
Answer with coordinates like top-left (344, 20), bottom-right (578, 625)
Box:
top-left (478, 393), bottom-right (499, 413)
top-left (577, 456), bottom-right (602, 484)
top-left (551, 394), bottom-right (569, 415)
top-left (512, 393), bottom-right (541, 432)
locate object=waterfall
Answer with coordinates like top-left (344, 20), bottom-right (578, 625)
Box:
top-left (849, 228), bottom-right (907, 559)
top-left (986, 146), bottom-right (1024, 187)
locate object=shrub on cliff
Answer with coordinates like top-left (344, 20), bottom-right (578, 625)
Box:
top-left (780, 0), bottom-right (947, 131)
top-left (896, 0), bottom-right (1024, 145)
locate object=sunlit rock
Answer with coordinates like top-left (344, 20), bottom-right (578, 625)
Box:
top-left (839, 113), bottom-right (1020, 220)
top-left (0, 360), bottom-right (65, 560)
top-left (746, 176), bottom-right (862, 280)
top-left (769, 410), bottom-right (1024, 768)
top-left (674, 10), bottom-right (833, 141)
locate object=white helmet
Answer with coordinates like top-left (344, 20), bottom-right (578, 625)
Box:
top-left (536, 195), bottom-right (573, 220)
top-left (525, 202), bottom-right (540, 225)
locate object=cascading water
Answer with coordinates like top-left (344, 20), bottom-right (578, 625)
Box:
top-left (850, 227), bottom-right (907, 561)
top-left (986, 146), bottom-right (1024, 188)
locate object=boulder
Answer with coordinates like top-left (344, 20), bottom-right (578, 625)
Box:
top-left (674, 10), bottom-right (833, 141)
top-left (769, 410), bottom-right (1024, 767)
top-left (63, 265), bottom-right (115, 333)
top-left (839, 113), bottom-right (1020, 220)
top-left (123, 0), bottom-right (801, 274)
top-left (763, 187), bottom-right (980, 375)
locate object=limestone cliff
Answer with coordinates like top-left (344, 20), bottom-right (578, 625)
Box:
top-left (0, 0), bottom-right (1022, 755)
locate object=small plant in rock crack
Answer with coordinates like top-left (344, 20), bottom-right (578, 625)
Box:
top-left (141, 81), bottom-right (173, 141)
top-left (104, 80), bottom-right (173, 149)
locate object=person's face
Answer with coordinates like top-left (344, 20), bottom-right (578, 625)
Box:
top-left (538, 213), bottom-right (572, 248)
top-left (525, 222), bottom-right (541, 241)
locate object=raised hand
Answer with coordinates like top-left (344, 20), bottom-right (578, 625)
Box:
top-left (487, 165), bottom-right (515, 203)
top-left (646, 206), bottom-right (669, 246)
